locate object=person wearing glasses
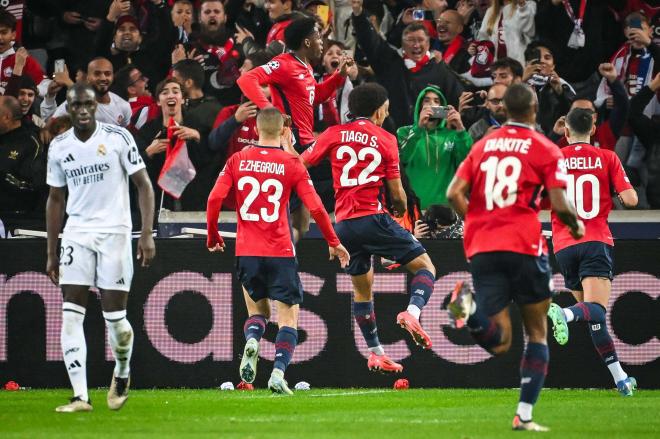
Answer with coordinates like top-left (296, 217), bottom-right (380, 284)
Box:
top-left (468, 83), bottom-right (507, 141)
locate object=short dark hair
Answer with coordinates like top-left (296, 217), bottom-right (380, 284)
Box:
top-left (0, 96), bottom-right (23, 120)
top-left (524, 41), bottom-right (554, 63)
top-left (172, 59), bottom-right (205, 89)
top-left (112, 64), bottom-right (138, 100)
top-left (402, 22), bottom-right (429, 39)
top-left (503, 83), bottom-right (536, 120)
top-left (491, 57), bottom-right (523, 79)
top-left (155, 77), bottom-right (184, 98)
top-left (284, 17), bottom-right (317, 50)
top-left (624, 11), bottom-right (649, 27)
top-left (66, 83), bottom-right (96, 103)
top-left (324, 39), bottom-right (346, 54)
top-left (246, 50), bottom-right (272, 69)
top-left (0, 10), bottom-right (17, 31)
top-left (566, 107), bottom-right (594, 136)
top-left (348, 83), bottom-right (388, 118)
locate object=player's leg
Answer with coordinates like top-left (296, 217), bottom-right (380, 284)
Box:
top-left (57, 285), bottom-right (93, 413)
top-left (514, 299), bottom-right (551, 432)
top-left (448, 254), bottom-right (513, 355)
top-left (56, 233), bottom-right (95, 413)
top-left (290, 204), bottom-right (310, 244)
top-left (236, 257), bottom-right (270, 384)
top-left (240, 287), bottom-right (270, 383)
top-left (548, 245), bottom-right (581, 345)
top-left (97, 232), bottom-right (135, 410)
top-left (399, 253), bottom-right (436, 349)
top-left (268, 301), bottom-right (299, 395)
top-left (580, 278), bottom-right (635, 395)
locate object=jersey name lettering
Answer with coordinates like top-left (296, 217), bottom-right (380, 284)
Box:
top-left (340, 130), bottom-right (378, 147)
top-left (562, 156), bottom-right (603, 170)
top-left (484, 137), bottom-right (531, 154)
top-left (239, 159), bottom-right (285, 175)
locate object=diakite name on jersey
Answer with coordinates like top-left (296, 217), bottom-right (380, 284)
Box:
top-left (340, 130), bottom-right (378, 147)
top-left (561, 156), bottom-right (603, 170)
top-left (484, 137), bottom-right (531, 154)
top-left (239, 159), bottom-right (285, 175)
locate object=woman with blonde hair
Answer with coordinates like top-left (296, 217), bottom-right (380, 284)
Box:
top-left (477, 0), bottom-right (536, 65)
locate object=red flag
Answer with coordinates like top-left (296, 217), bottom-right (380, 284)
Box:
top-left (157, 117), bottom-right (196, 199)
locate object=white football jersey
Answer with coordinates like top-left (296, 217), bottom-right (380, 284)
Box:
top-left (47, 122), bottom-right (146, 233)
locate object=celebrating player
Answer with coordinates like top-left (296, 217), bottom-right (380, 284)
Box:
top-left (46, 83), bottom-right (156, 412)
top-left (290, 83), bottom-right (437, 374)
top-left (547, 108), bottom-right (639, 396)
top-left (446, 84), bottom-right (584, 431)
top-left (206, 107), bottom-right (349, 395)
top-left (237, 16), bottom-right (355, 243)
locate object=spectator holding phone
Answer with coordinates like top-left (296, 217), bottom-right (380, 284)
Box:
top-left (467, 83), bottom-right (507, 141)
top-left (523, 41), bottom-right (576, 135)
top-left (397, 86), bottom-right (472, 209)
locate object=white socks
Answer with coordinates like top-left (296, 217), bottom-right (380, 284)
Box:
top-left (368, 345), bottom-right (385, 356)
top-left (61, 302), bottom-right (88, 402)
top-left (516, 402), bottom-right (533, 422)
top-left (406, 304), bottom-right (421, 320)
top-left (103, 310), bottom-right (134, 379)
top-left (608, 361), bottom-right (628, 384)
top-left (562, 308), bottom-right (575, 322)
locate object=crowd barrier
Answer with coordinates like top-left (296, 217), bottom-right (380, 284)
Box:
top-left (1, 239), bottom-right (658, 389)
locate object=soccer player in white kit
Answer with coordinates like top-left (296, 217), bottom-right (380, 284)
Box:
top-left (46, 83), bottom-right (156, 412)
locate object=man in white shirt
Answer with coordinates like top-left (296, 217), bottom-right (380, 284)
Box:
top-left (41, 57), bottom-right (132, 127)
top-left (46, 83), bottom-right (155, 413)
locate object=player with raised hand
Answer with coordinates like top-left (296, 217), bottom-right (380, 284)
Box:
top-left (237, 16), bottom-right (355, 244)
top-left (206, 107), bottom-right (349, 395)
top-left (290, 83), bottom-right (437, 374)
top-left (446, 84), bottom-right (584, 432)
top-left (46, 83), bottom-right (156, 413)
top-left (547, 107), bottom-right (639, 396)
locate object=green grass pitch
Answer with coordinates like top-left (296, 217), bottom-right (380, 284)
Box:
top-left (2, 388), bottom-right (659, 438)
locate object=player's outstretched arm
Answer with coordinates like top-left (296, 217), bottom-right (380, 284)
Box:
top-left (131, 169), bottom-right (156, 267)
top-left (548, 187), bottom-right (585, 240)
top-left (446, 176), bottom-right (470, 218)
top-left (46, 186), bottom-right (66, 284)
top-left (385, 178), bottom-right (407, 218)
top-left (236, 68), bottom-right (272, 109)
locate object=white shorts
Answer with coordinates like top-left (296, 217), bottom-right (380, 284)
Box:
top-left (59, 231), bottom-right (133, 292)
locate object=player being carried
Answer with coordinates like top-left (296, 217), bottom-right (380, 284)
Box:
top-left (446, 84), bottom-right (584, 431)
top-left (547, 107), bottom-right (639, 396)
top-left (237, 16), bottom-right (355, 243)
top-left (46, 83), bottom-right (156, 412)
top-left (206, 107), bottom-right (349, 394)
top-left (288, 83), bottom-right (438, 374)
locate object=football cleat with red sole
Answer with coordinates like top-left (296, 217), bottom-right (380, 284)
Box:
top-left (396, 311), bottom-right (432, 349)
top-left (367, 352), bottom-right (403, 374)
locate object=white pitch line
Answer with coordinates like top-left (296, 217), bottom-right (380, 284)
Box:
top-left (308, 390), bottom-right (391, 397)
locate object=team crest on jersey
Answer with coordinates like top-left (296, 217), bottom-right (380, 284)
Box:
top-left (97, 144), bottom-right (107, 156)
top-left (8, 150), bottom-right (18, 160)
top-left (261, 60), bottom-right (280, 74)
top-left (3, 67), bottom-right (12, 78)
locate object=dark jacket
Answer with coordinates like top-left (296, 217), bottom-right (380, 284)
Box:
top-left (352, 11), bottom-right (465, 129)
top-left (0, 124), bottom-right (45, 213)
top-left (533, 80), bottom-right (576, 136)
top-left (95, 1), bottom-right (173, 92)
top-left (629, 85), bottom-right (660, 208)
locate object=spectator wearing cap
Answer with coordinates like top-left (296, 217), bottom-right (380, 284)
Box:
top-left (95, 0), bottom-right (173, 94)
top-left (112, 63), bottom-right (159, 132)
top-left (436, 9), bottom-right (470, 74)
top-left (351, 0), bottom-right (464, 129)
top-left (0, 11), bottom-right (45, 95)
top-left (0, 95), bottom-right (45, 215)
top-left (477, 0), bottom-right (536, 66)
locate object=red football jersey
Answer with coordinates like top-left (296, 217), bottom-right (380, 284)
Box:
top-left (0, 51), bottom-right (45, 94)
top-left (456, 123), bottom-right (567, 258)
top-left (551, 142), bottom-right (632, 252)
top-left (266, 19), bottom-right (291, 44)
top-left (237, 53), bottom-right (344, 145)
top-left (207, 145), bottom-right (339, 257)
top-left (301, 118), bottom-right (401, 222)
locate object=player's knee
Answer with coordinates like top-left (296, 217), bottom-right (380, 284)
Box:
top-left (490, 338), bottom-right (512, 356)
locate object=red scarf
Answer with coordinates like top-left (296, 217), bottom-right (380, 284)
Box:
top-left (443, 35), bottom-right (465, 64)
top-left (403, 51), bottom-right (431, 73)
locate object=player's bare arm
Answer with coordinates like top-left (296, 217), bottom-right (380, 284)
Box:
top-left (131, 169), bottom-right (156, 267)
top-left (385, 178), bottom-right (407, 218)
top-left (45, 185), bottom-right (67, 284)
top-left (446, 175), bottom-right (470, 218)
top-left (618, 188), bottom-right (638, 208)
top-left (548, 187), bottom-right (585, 240)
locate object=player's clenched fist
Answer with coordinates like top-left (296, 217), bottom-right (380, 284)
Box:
top-left (207, 231), bottom-right (225, 252)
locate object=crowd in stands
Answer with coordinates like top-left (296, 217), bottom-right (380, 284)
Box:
top-left (0, 0), bottom-right (658, 237)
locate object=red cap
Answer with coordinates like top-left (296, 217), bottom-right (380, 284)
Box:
top-left (115, 15), bottom-right (139, 32)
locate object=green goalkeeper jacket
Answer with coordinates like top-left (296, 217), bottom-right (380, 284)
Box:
top-left (396, 85), bottom-right (473, 209)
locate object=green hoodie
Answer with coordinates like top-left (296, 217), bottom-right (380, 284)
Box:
top-left (397, 86), bottom-right (473, 209)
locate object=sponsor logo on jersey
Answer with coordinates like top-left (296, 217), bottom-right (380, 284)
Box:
top-left (63, 153), bottom-right (75, 163)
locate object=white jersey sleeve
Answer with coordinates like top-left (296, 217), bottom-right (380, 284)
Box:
top-left (118, 127), bottom-right (146, 176)
top-left (46, 139), bottom-right (67, 187)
